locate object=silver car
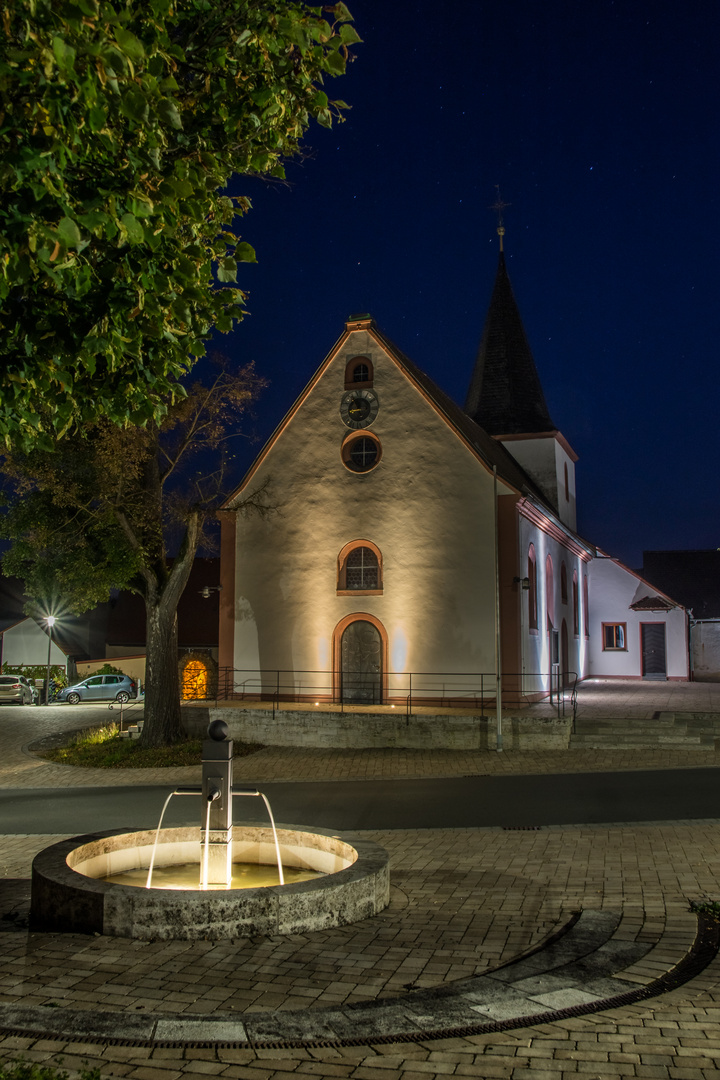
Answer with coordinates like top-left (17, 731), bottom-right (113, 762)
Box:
top-left (57, 674), bottom-right (137, 705)
top-left (0, 674), bottom-right (36, 705)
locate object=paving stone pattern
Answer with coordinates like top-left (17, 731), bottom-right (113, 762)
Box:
top-left (3, 682), bottom-right (720, 1076)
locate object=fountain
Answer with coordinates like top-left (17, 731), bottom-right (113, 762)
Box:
top-left (30, 721), bottom-right (389, 940)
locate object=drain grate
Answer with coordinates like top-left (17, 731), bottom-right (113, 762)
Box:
top-left (0, 914), bottom-right (716, 1050)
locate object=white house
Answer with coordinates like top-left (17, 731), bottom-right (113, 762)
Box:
top-left (588, 555), bottom-right (688, 680)
top-left (0, 617), bottom-right (69, 672)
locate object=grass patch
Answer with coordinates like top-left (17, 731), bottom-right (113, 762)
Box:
top-left (0, 1063), bottom-right (99, 1080)
top-left (690, 899), bottom-right (720, 920)
top-left (41, 723), bottom-right (263, 768)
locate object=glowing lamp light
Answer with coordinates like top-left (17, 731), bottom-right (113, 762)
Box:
top-left (45, 615), bottom-right (57, 705)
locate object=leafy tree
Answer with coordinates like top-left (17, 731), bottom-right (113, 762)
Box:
top-left (1, 364), bottom-right (266, 745)
top-left (0, 0), bottom-right (358, 449)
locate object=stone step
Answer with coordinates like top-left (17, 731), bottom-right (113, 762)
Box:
top-left (570, 733), bottom-right (714, 748)
top-left (119, 721), bottom-right (144, 740)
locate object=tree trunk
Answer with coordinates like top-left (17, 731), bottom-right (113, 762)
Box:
top-left (141, 597), bottom-right (184, 746)
top-left (138, 510), bottom-right (202, 748)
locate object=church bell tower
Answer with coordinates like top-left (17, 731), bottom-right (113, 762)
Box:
top-left (465, 214), bottom-right (578, 530)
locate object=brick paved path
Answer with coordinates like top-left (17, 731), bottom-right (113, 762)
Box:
top-left (2, 685), bottom-right (720, 1077)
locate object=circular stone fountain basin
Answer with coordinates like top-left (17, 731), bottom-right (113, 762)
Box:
top-left (30, 825), bottom-right (390, 940)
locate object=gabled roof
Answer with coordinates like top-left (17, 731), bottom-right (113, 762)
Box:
top-left (595, 550), bottom-right (686, 613)
top-left (221, 317), bottom-right (551, 509)
top-left (465, 253), bottom-right (556, 435)
top-left (630, 595), bottom-right (675, 612)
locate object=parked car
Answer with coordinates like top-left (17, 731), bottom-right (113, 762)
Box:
top-left (56, 674), bottom-right (137, 705)
top-left (0, 674), bottom-right (36, 705)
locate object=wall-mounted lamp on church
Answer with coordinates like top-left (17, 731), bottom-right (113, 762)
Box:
top-left (513, 577), bottom-right (531, 590)
top-left (199, 585), bottom-right (223, 599)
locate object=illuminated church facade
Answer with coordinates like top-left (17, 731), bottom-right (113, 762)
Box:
top-left (218, 249), bottom-right (689, 705)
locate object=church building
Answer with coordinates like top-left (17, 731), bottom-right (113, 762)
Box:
top-left (218, 242), bottom-right (689, 706)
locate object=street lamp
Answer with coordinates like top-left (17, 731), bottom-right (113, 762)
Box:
top-left (45, 616), bottom-right (56, 706)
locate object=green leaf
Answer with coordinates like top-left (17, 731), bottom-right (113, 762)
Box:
top-left (52, 36), bottom-right (77, 73)
top-left (120, 90), bottom-right (149, 124)
top-left (88, 106), bottom-right (108, 131)
top-left (78, 209), bottom-right (110, 233)
top-left (121, 213), bottom-right (145, 244)
top-left (157, 98), bottom-right (183, 130)
top-left (339, 24), bottom-right (362, 45)
top-left (235, 242), bottom-right (256, 263)
top-left (115, 28), bottom-right (146, 63)
top-left (57, 217), bottom-right (82, 248)
top-left (325, 50), bottom-right (346, 75)
top-left (216, 258), bottom-right (237, 283)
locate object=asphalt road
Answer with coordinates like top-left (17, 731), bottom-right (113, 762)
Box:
top-left (3, 768), bottom-right (720, 834)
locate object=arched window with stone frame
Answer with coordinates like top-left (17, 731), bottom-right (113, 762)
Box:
top-left (337, 541), bottom-right (383, 595)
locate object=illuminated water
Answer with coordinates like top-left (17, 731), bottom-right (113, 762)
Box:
top-left (103, 862), bottom-right (323, 890)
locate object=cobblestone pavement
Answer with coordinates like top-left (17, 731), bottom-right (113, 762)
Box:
top-left (2, 686), bottom-right (720, 1077)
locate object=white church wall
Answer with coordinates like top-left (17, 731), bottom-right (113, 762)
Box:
top-left (517, 515), bottom-right (589, 693)
top-left (587, 557), bottom-right (688, 679)
top-left (231, 329), bottom-right (512, 697)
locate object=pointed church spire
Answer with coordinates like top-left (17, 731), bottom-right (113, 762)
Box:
top-left (464, 228), bottom-right (555, 436)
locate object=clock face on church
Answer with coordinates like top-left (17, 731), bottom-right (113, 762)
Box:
top-left (340, 389), bottom-right (379, 429)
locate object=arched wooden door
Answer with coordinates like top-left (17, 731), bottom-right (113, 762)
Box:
top-left (340, 619), bottom-right (382, 704)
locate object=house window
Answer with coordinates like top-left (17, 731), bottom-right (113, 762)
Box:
top-left (572, 571), bottom-right (579, 636)
top-left (603, 623), bottom-right (626, 650)
top-left (337, 541), bottom-right (383, 594)
top-left (560, 562), bottom-right (568, 604)
top-left (345, 356), bottom-right (374, 389)
top-left (528, 544), bottom-right (538, 630)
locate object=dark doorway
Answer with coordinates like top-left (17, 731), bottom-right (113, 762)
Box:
top-left (641, 622), bottom-right (667, 679)
top-left (341, 620), bottom-right (382, 704)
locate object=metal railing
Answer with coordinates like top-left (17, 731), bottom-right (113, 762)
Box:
top-left (182, 668), bottom-right (578, 721)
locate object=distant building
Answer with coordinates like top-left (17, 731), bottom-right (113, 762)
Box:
top-left (0, 559), bottom-right (221, 692)
top-left (641, 550), bottom-right (720, 681)
top-left (218, 240), bottom-right (689, 704)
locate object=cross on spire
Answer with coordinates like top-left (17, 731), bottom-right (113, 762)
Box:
top-left (489, 186), bottom-right (511, 252)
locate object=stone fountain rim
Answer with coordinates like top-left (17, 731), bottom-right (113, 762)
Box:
top-left (33, 823), bottom-right (384, 899)
top-left (30, 823), bottom-right (390, 938)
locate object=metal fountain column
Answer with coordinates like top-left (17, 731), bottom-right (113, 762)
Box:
top-left (201, 719), bottom-right (233, 887)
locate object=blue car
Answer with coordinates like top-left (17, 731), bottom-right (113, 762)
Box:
top-left (57, 674), bottom-right (137, 704)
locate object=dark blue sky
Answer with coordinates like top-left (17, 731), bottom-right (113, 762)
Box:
top-left (216, 0), bottom-right (719, 569)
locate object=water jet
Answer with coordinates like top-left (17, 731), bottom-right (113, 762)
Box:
top-left (30, 723), bottom-right (389, 939)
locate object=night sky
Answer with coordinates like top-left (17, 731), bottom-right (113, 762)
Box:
top-left (214, 0), bottom-right (720, 570)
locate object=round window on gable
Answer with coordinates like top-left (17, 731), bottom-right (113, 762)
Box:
top-left (341, 431), bottom-right (382, 473)
top-left (344, 355), bottom-right (374, 389)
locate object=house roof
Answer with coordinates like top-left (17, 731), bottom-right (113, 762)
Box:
top-left (464, 253), bottom-right (556, 435)
top-left (595, 550), bottom-right (686, 613)
top-left (630, 595), bottom-right (675, 612)
top-left (641, 549), bottom-right (720, 619)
